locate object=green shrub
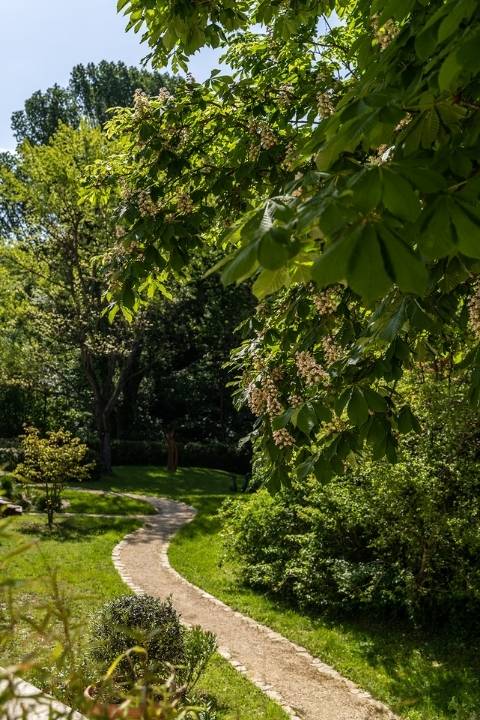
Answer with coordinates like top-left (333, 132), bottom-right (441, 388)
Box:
top-left (181, 626), bottom-right (217, 693)
top-left (1, 475), bottom-right (14, 498)
top-left (88, 594), bottom-right (216, 692)
top-left (14, 426), bottom-right (92, 528)
top-left (0, 444), bottom-right (22, 471)
top-left (222, 380), bottom-right (480, 620)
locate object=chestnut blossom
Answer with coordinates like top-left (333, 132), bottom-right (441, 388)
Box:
top-left (273, 428), bottom-right (295, 448)
top-left (296, 351), bottom-right (329, 386)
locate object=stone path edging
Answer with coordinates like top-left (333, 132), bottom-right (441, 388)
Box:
top-left (107, 492), bottom-right (398, 720)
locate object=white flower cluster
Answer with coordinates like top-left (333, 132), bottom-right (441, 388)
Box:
top-left (469, 284), bottom-right (480, 336)
top-left (248, 119), bottom-right (277, 150)
top-left (317, 92), bottom-right (335, 118)
top-left (278, 83), bottom-right (295, 107)
top-left (158, 87), bottom-right (172, 103)
top-left (296, 351), bottom-right (329, 386)
top-left (177, 193), bottom-right (194, 214)
top-left (133, 89), bottom-right (150, 117)
top-left (273, 428), bottom-right (295, 448)
top-left (282, 142), bottom-right (297, 171)
top-left (322, 336), bottom-right (342, 365)
top-left (247, 376), bottom-right (283, 417)
top-left (313, 288), bottom-right (338, 316)
top-left (371, 15), bottom-right (399, 50)
top-left (138, 190), bottom-right (158, 217)
top-left (288, 394), bottom-right (303, 408)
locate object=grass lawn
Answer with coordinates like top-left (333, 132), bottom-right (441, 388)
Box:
top-left (74, 465), bottom-right (480, 720)
top-left (62, 488), bottom-right (156, 515)
top-left (0, 510), bottom-right (287, 719)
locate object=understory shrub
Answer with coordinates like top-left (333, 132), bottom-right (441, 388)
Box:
top-left (14, 426), bottom-right (92, 528)
top-left (0, 440), bottom-right (22, 471)
top-left (88, 595), bottom-right (216, 693)
top-left (222, 380), bottom-right (480, 621)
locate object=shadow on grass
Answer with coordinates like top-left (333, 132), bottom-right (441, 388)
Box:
top-left (19, 516), bottom-right (141, 541)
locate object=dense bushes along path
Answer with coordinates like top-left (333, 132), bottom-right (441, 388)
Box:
top-left (87, 489), bottom-right (397, 720)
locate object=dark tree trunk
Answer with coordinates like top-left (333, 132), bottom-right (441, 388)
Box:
top-left (166, 430), bottom-right (179, 473)
top-left (116, 362), bottom-right (144, 440)
top-left (95, 402), bottom-right (113, 474)
top-left (100, 426), bottom-right (112, 474)
top-left (81, 342), bottom-right (143, 475)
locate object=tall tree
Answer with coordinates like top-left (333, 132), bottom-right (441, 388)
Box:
top-left (11, 60), bottom-right (176, 145)
top-left (0, 124), bottom-right (151, 471)
top-left (111, 0), bottom-right (480, 484)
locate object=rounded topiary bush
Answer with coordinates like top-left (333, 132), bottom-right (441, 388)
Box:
top-left (88, 595), bottom-right (185, 685)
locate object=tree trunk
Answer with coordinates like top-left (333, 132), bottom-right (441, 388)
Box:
top-left (100, 426), bottom-right (112, 474)
top-left (166, 430), bottom-right (178, 473)
top-left (95, 404), bottom-right (113, 474)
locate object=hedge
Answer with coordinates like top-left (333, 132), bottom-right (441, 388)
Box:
top-left (111, 439), bottom-right (251, 474)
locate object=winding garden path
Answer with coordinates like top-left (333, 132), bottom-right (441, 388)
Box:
top-left (105, 492), bottom-right (398, 720)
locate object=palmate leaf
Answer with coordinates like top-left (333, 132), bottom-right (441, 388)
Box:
top-left (311, 231), bottom-right (357, 287)
top-left (379, 226), bottom-right (428, 295)
top-left (382, 170), bottom-right (421, 222)
top-left (450, 202), bottom-right (480, 259)
top-left (347, 387), bottom-right (369, 427)
top-left (347, 225), bottom-right (392, 302)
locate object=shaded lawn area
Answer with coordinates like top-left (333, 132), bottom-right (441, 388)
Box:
top-left (74, 466), bottom-right (480, 720)
top-left (0, 507), bottom-right (287, 719)
top-left (62, 488), bottom-right (156, 515)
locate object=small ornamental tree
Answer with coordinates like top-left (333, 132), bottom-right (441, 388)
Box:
top-left (15, 426), bottom-right (92, 529)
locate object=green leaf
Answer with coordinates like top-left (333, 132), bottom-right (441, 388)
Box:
top-left (312, 401), bottom-right (333, 423)
top-left (450, 202), bottom-right (480, 259)
top-left (347, 387), bottom-right (369, 427)
top-left (252, 267), bottom-right (291, 299)
top-left (335, 388), bottom-right (352, 416)
top-left (257, 232), bottom-right (290, 270)
top-left (379, 227), bottom-right (428, 295)
top-left (221, 242), bottom-right (258, 285)
top-left (367, 415), bottom-right (388, 451)
top-left (363, 388), bottom-right (387, 413)
top-left (415, 24), bottom-right (439, 60)
top-left (314, 456), bottom-right (334, 483)
top-left (350, 168), bottom-right (382, 212)
top-left (382, 170), bottom-right (421, 221)
top-left (419, 201), bottom-right (454, 258)
top-left (347, 225), bottom-right (392, 301)
top-left (311, 232), bottom-right (356, 288)
top-left (438, 53), bottom-right (461, 91)
top-left (438, 0), bottom-right (476, 43)
top-left (296, 402), bottom-right (318, 437)
top-left (397, 406), bottom-right (421, 434)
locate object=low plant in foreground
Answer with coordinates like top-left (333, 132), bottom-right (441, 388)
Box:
top-left (14, 426), bottom-right (92, 529)
top-left (88, 594), bottom-right (217, 700)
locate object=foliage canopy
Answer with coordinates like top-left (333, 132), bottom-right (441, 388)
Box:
top-left (110, 0), bottom-right (480, 484)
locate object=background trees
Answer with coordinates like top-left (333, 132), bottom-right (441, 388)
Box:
top-left (11, 60), bottom-right (176, 145)
top-left (0, 62), bottom-right (254, 467)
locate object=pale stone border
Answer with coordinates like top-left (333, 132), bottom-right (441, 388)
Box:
top-left (0, 673), bottom-right (85, 720)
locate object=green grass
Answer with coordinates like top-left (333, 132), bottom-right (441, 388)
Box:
top-left (62, 489), bottom-right (156, 515)
top-left (74, 466), bottom-right (480, 720)
top-left (0, 498), bottom-right (287, 719)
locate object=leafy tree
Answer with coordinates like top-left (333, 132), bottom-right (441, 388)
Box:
top-left (15, 426), bottom-right (91, 529)
top-left (11, 60), bottom-right (176, 145)
top-left (111, 0), bottom-right (480, 485)
top-left (0, 124), bottom-right (152, 471)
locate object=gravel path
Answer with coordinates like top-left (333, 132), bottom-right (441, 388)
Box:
top-left (110, 494), bottom-right (398, 720)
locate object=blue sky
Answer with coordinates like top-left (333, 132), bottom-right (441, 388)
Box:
top-left (0, 0), bottom-right (221, 150)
